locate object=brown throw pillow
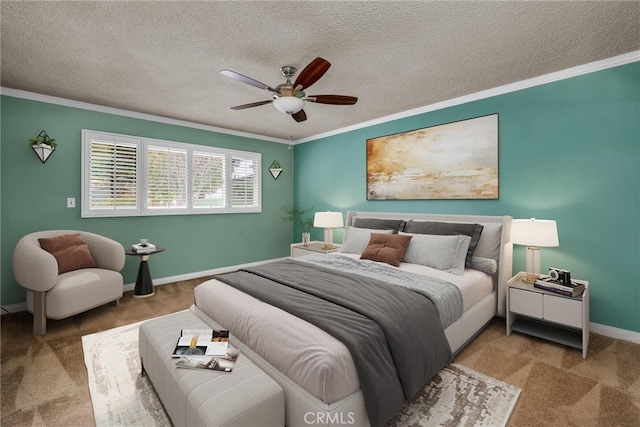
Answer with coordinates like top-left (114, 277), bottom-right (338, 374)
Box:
top-left (38, 233), bottom-right (97, 274)
top-left (360, 233), bottom-right (413, 267)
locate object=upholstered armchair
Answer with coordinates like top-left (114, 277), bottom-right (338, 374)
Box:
top-left (13, 230), bottom-right (125, 335)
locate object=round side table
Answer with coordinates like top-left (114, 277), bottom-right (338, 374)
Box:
top-left (124, 246), bottom-right (165, 298)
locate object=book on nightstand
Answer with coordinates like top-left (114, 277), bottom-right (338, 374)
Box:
top-left (172, 329), bottom-right (229, 357)
top-left (534, 277), bottom-right (585, 297)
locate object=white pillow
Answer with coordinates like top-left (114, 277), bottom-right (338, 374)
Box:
top-left (400, 232), bottom-right (471, 275)
top-left (339, 226), bottom-right (393, 254)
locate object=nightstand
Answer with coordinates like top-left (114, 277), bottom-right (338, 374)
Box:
top-left (506, 271), bottom-right (589, 358)
top-left (290, 241), bottom-right (341, 257)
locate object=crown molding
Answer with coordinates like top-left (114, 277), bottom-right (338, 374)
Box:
top-left (2, 51), bottom-right (638, 145)
top-left (0, 87), bottom-right (290, 145)
top-left (296, 50), bottom-right (640, 144)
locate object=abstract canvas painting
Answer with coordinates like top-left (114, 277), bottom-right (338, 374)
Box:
top-left (366, 114), bottom-right (498, 200)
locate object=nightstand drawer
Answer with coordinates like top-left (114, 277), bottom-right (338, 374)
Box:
top-left (291, 247), bottom-right (309, 257)
top-left (510, 288), bottom-right (543, 318)
top-left (544, 295), bottom-right (582, 328)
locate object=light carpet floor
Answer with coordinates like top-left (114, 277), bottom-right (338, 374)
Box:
top-left (82, 321), bottom-right (520, 427)
top-left (3, 280), bottom-right (639, 426)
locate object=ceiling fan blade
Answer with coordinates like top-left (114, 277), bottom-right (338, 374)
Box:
top-left (230, 100), bottom-right (273, 110)
top-left (293, 57), bottom-right (331, 90)
top-left (307, 95), bottom-right (358, 105)
top-left (292, 109), bottom-right (307, 122)
top-left (220, 69), bottom-right (276, 92)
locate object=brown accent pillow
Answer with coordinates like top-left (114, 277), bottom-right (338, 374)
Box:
top-left (38, 233), bottom-right (97, 274)
top-left (360, 233), bottom-right (413, 267)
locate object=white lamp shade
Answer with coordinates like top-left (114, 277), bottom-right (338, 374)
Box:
top-left (273, 96), bottom-right (305, 114)
top-left (314, 211), bottom-right (344, 228)
top-left (511, 218), bottom-right (559, 247)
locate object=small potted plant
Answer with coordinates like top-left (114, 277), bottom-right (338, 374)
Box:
top-left (282, 205), bottom-right (314, 246)
top-left (28, 130), bottom-right (57, 163)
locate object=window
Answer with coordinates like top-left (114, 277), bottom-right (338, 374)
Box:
top-left (84, 132), bottom-right (141, 216)
top-left (192, 151), bottom-right (225, 209)
top-left (146, 143), bottom-right (188, 210)
top-left (82, 130), bottom-right (261, 217)
top-left (231, 156), bottom-right (259, 208)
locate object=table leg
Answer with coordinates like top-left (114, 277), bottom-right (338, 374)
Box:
top-left (133, 258), bottom-right (155, 298)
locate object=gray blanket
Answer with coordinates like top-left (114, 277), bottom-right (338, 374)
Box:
top-left (216, 259), bottom-right (453, 427)
top-left (296, 253), bottom-right (463, 328)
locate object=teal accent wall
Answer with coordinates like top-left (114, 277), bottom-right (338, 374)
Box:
top-left (294, 62), bottom-right (640, 333)
top-left (1, 96), bottom-right (293, 305)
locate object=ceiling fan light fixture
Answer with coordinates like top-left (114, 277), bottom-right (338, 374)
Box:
top-left (273, 96), bottom-right (305, 114)
top-left (222, 58), bottom-right (355, 122)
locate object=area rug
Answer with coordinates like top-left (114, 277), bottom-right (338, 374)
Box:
top-left (83, 322), bottom-right (520, 427)
top-left (386, 363), bottom-right (520, 427)
top-left (82, 321), bottom-right (171, 427)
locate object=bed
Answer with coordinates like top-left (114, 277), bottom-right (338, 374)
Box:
top-left (190, 211), bottom-right (513, 427)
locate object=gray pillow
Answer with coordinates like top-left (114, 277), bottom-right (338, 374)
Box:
top-left (352, 218), bottom-right (406, 234)
top-left (469, 257), bottom-right (498, 275)
top-left (471, 223), bottom-right (502, 261)
top-left (403, 220), bottom-right (484, 267)
top-left (400, 232), bottom-right (471, 275)
top-left (339, 226), bottom-right (394, 254)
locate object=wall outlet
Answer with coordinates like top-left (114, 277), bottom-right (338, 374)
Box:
top-left (67, 197), bottom-right (76, 208)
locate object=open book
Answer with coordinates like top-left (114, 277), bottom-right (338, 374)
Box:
top-left (175, 347), bottom-right (239, 372)
top-left (172, 329), bottom-right (229, 357)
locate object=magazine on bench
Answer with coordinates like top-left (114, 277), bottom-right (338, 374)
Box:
top-left (172, 329), bottom-right (229, 357)
top-left (175, 347), bottom-right (239, 372)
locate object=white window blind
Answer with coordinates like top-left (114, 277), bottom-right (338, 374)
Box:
top-left (231, 155), bottom-right (260, 208)
top-left (82, 130), bottom-right (261, 217)
top-left (193, 151), bottom-right (225, 209)
top-left (83, 131), bottom-right (141, 216)
top-left (147, 145), bottom-right (187, 209)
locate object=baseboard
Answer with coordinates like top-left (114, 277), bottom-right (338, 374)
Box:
top-left (1, 257), bottom-right (286, 315)
top-left (590, 322), bottom-right (640, 344)
top-left (1, 302), bottom-right (27, 314)
top-left (3, 257), bottom-right (639, 346)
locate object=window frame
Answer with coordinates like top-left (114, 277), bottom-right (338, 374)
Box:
top-left (82, 129), bottom-right (262, 218)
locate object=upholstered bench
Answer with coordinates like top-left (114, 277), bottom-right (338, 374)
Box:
top-left (139, 309), bottom-right (285, 427)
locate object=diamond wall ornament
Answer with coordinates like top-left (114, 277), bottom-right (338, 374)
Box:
top-left (32, 144), bottom-right (56, 163)
top-left (269, 160), bottom-right (283, 180)
top-left (28, 130), bottom-right (57, 164)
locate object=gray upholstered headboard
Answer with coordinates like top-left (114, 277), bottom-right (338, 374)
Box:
top-left (345, 211), bottom-right (513, 317)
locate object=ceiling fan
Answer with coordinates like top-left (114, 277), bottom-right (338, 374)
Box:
top-left (220, 57), bottom-right (357, 123)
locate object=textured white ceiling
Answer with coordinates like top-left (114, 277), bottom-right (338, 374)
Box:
top-left (2, 1), bottom-right (639, 141)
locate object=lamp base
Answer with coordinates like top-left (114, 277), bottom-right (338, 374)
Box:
top-left (523, 246), bottom-right (541, 283)
top-left (322, 228), bottom-right (334, 250)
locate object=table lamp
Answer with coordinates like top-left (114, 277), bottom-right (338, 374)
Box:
top-left (314, 211), bottom-right (344, 250)
top-left (511, 218), bottom-right (559, 283)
